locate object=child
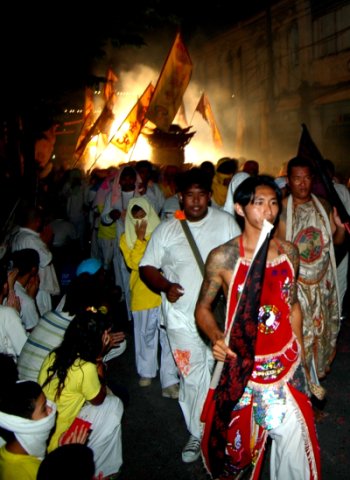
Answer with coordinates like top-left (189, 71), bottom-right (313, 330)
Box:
top-left (119, 197), bottom-right (179, 398)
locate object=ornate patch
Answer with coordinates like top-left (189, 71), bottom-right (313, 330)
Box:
top-left (258, 305), bottom-right (280, 334)
top-left (294, 227), bottom-right (324, 263)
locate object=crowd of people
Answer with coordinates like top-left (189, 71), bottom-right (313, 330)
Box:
top-left (0, 155), bottom-right (349, 479)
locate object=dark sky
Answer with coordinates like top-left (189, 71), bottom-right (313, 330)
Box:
top-left (0, 1), bottom-right (266, 120)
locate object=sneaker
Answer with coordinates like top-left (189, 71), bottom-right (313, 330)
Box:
top-left (139, 377), bottom-right (152, 387)
top-left (181, 435), bottom-right (201, 463)
top-left (162, 383), bottom-right (179, 399)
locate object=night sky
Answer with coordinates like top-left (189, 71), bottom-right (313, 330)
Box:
top-left (0, 1), bottom-right (266, 118)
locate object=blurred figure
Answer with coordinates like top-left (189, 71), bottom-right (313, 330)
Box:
top-left (211, 157), bottom-right (238, 208)
top-left (242, 159), bottom-right (259, 176)
top-left (120, 198), bottom-right (179, 398)
top-left (37, 444), bottom-right (97, 480)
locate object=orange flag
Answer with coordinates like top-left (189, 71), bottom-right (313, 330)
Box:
top-left (111, 83), bottom-right (155, 154)
top-left (146, 33), bottom-right (192, 131)
top-left (195, 92), bottom-right (223, 149)
top-left (104, 67), bottom-right (118, 108)
top-left (84, 86), bottom-right (95, 121)
top-left (74, 103), bottom-right (114, 160)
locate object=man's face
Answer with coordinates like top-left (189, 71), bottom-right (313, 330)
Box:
top-left (288, 166), bottom-right (313, 202)
top-left (180, 184), bottom-right (211, 222)
top-left (237, 185), bottom-right (280, 230)
top-left (119, 173), bottom-right (136, 192)
top-left (32, 392), bottom-right (52, 420)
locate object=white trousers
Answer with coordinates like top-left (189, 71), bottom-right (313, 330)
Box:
top-left (167, 324), bottom-right (214, 439)
top-left (269, 394), bottom-right (312, 480)
top-left (133, 307), bottom-right (179, 388)
top-left (79, 393), bottom-right (124, 477)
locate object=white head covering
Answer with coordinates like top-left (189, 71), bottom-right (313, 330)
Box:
top-left (124, 197), bottom-right (160, 249)
top-left (0, 399), bottom-right (56, 459)
top-left (223, 172), bottom-right (250, 215)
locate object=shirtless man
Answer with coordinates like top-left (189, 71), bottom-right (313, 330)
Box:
top-left (195, 175), bottom-right (320, 480)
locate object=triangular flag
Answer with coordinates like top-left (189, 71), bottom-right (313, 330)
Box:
top-left (104, 67), bottom-right (118, 108)
top-left (195, 92), bottom-right (223, 149)
top-left (111, 83), bottom-right (155, 154)
top-left (146, 32), bottom-right (192, 131)
top-left (74, 103), bottom-right (114, 161)
top-left (298, 123), bottom-right (350, 233)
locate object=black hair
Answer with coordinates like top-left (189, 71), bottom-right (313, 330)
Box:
top-left (178, 167), bottom-right (212, 193)
top-left (120, 166), bottom-right (136, 179)
top-left (42, 309), bottom-right (113, 400)
top-left (0, 381), bottom-right (43, 419)
top-left (131, 204), bottom-right (145, 217)
top-left (11, 248), bottom-right (40, 275)
top-left (37, 444), bottom-right (95, 480)
top-left (234, 175), bottom-right (282, 228)
top-left (287, 156), bottom-right (315, 177)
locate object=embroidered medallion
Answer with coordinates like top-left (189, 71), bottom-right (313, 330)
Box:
top-left (258, 305), bottom-right (280, 334)
top-left (294, 226), bottom-right (324, 263)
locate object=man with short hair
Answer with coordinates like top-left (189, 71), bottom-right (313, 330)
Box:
top-left (277, 157), bottom-right (346, 382)
top-left (195, 175), bottom-right (320, 479)
top-left (139, 167), bottom-right (240, 463)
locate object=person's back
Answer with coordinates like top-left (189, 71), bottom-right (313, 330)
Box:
top-left (38, 309), bottom-right (123, 478)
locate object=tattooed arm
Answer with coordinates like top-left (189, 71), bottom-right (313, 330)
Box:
top-left (195, 239), bottom-right (238, 361)
top-left (282, 240), bottom-right (306, 363)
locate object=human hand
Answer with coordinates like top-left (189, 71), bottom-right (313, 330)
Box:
top-left (60, 420), bottom-right (91, 446)
top-left (212, 338), bottom-right (236, 362)
top-left (166, 283), bottom-right (184, 303)
top-left (135, 219), bottom-right (147, 241)
top-left (109, 209), bottom-right (121, 221)
top-left (40, 224), bottom-right (54, 245)
top-left (7, 268), bottom-right (19, 290)
top-left (333, 207), bottom-right (345, 229)
top-left (26, 274), bottom-right (40, 298)
top-left (108, 331), bottom-right (126, 347)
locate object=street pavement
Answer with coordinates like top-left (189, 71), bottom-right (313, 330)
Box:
top-left (106, 315), bottom-right (350, 480)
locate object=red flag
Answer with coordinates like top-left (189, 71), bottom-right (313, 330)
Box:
top-left (146, 33), bottom-right (192, 131)
top-left (195, 92), bottom-right (223, 149)
top-left (111, 83), bottom-right (154, 154)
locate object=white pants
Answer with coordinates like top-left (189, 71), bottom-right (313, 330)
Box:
top-left (167, 324), bottom-right (214, 439)
top-left (133, 307), bottom-right (179, 388)
top-left (79, 393), bottom-right (124, 477)
top-left (269, 395), bottom-right (311, 480)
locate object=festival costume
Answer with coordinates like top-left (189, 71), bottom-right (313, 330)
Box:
top-left (201, 238), bottom-right (321, 480)
top-left (140, 207), bottom-right (240, 439)
top-left (286, 194), bottom-right (340, 378)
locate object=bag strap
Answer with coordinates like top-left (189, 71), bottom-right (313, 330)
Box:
top-left (179, 219), bottom-right (205, 276)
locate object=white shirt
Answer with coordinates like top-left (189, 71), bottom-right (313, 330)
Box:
top-left (140, 207), bottom-right (241, 330)
top-left (0, 305), bottom-right (27, 358)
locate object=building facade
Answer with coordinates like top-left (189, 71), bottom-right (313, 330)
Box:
top-left (194, 0), bottom-right (350, 177)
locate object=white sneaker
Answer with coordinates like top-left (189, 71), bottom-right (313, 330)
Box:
top-left (181, 435), bottom-right (201, 463)
top-left (162, 383), bottom-right (179, 399)
top-left (139, 377), bottom-right (152, 387)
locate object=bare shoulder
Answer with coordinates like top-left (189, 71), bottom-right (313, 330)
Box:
top-left (277, 239), bottom-right (299, 271)
top-left (207, 236), bottom-right (240, 271)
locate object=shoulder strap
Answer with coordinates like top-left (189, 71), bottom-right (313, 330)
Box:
top-left (179, 220), bottom-right (205, 276)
